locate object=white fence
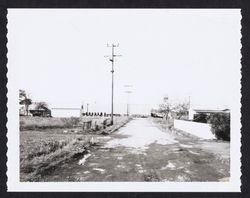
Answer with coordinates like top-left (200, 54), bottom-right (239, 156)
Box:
top-left (174, 119), bottom-right (215, 139)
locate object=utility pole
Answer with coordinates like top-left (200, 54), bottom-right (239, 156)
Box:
top-left (124, 85), bottom-right (133, 116)
top-left (105, 43), bottom-right (122, 125)
top-left (80, 102), bottom-right (84, 117)
top-left (125, 91), bottom-right (132, 116)
top-left (86, 103), bottom-right (89, 113)
top-left (188, 96), bottom-right (191, 109)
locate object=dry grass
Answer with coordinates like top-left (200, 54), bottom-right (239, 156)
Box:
top-left (20, 131), bottom-right (91, 181)
top-left (20, 116), bottom-right (80, 131)
top-left (19, 116), bottom-right (132, 181)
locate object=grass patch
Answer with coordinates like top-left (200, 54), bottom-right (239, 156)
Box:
top-left (20, 131), bottom-right (92, 181)
top-left (20, 116), bottom-right (80, 131)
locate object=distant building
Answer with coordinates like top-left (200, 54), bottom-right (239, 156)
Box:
top-left (188, 108), bottom-right (230, 120)
top-left (19, 103), bottom-right (51, 117)
top-left (150, 109), bottom-right (164, 118)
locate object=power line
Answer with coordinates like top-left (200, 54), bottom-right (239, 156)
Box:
top-left (52, 108), bottom-right (81, 110)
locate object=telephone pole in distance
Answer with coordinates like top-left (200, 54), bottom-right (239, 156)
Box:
top-left (124, 85), bottom-right (133, 116)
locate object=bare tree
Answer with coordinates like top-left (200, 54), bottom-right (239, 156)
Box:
top-left (158, 96), bottom-right (173, 121)
top-left (19, 90), bottom-right (32, 116)
top-left (173, 102), bottom-right (189, 119)
top-left (158, 96), bottom-right (189, 120)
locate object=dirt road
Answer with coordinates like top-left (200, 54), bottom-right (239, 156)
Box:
top-left (41, 118), bottom-right (230, 182)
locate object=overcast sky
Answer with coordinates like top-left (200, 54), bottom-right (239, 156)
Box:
top-left (7, 9), bottom-right (241, 114)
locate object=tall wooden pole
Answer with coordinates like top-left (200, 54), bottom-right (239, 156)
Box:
top-left (111, 45), bottom-right (114, 125)
top-left (105, 44), bottom-right (121, 125)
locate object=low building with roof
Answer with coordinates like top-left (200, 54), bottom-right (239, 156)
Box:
top-left (188, 108), bottom-right (230, 120)
top-left (19, 103), bottom-right (51, 117)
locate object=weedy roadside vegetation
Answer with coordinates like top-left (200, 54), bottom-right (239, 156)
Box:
top-left (20, 116), bottom-right (132, 181)
top-left (208, 113), bottom-right (230, 141)
top-left (20, 131), bottom-right (92, 181)
top-left (20, 116), bottom-right (80, 131)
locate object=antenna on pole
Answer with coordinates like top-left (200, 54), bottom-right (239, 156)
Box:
top-left (105, 43), bottom-right (122, 125)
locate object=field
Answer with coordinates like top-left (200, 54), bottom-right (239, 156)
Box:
top-left (20, 116), bottom-right (80, 130)
top-left (20, 131), bottom-right (92, 181)
top-left (20, 116), bottom-right (131, 181)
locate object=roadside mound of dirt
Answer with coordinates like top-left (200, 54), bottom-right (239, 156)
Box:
top-left (100, 117), bottom-right (133, 135)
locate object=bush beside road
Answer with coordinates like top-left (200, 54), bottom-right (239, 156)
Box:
top-left (208, 113), bottom-right (230, 141)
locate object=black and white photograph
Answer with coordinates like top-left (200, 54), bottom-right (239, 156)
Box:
top-left (6, 9), bottom-right (241, 192)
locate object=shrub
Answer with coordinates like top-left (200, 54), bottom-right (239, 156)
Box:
top-left (208, 113), bottom-right (230, 141)
top-left (193, 113), bottom-right (209, 123)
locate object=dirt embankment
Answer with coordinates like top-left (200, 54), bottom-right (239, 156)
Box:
top-left (100, 117), bottom-right (133, 135)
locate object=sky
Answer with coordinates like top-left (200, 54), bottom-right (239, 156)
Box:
top-left (7, 9), bottom-right (241, 115)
